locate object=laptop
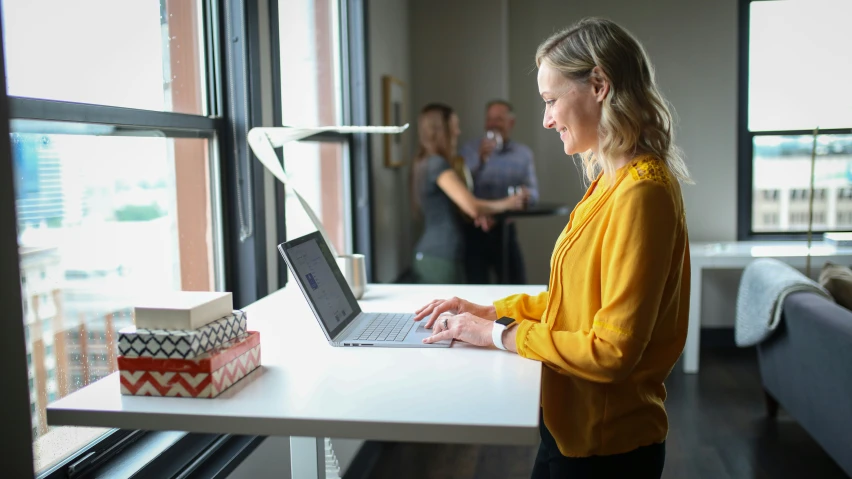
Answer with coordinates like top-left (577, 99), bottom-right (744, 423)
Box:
top-left (278, 231), bottom-right (452, 348)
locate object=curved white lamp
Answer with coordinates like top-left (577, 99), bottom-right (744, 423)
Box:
top-left (247, 124), bottom-right (408, 258)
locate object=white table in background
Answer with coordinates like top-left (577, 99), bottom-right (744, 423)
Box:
top-left (685, 240), bottom-right (852, 374)
top-left (47, 284), bottom-right (544, 479)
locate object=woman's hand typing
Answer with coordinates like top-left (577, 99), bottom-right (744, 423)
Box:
top-left (422, 311), bottom-right (494, 346)
top-left (413, 296), bottom-right (497, 328)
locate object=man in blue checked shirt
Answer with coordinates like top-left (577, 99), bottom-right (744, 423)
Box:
top-left (459, 100), bottom-right (539, 284)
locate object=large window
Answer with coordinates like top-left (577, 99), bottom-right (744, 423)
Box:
top-left (275, 0), bottom-right (354, 258)
top-left (2, 0), bottom-right (222, 474)
top-left (1, 0), bottom-right (370, 474)
top-left (3, 0), bottom-right (207, 115)
top-left (740, 0), bottom-right (852, 237)
top-left (16, 134), bottom-right (218, 473)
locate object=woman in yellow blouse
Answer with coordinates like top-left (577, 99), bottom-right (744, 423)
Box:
top-left (414, 17), bottom-right (691, 479)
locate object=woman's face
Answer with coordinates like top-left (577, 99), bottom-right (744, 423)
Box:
top-left (448, 113), bottom-right (461, 151)
top-left (537, 62), bottom-right (605, 157)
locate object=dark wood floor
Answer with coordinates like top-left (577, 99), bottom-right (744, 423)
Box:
top-left (366, 348), bottom-right (848, 479)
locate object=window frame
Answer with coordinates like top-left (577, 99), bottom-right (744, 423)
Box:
top-left (266, 0), bottom-right (373, 287)
top-left (0, 0), bottom-right (271, 477)
top-left (2, 0), bottom-right (372, 476)
top-left (737, 0), bottom-right (852, 239)
top-left (0, 37), bottom-right (36, 476)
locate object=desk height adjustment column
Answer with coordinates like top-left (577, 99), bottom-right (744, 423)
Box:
top-left (290, 436), bottom-right (326, 479)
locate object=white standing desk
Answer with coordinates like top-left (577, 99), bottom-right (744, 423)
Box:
top-left (685, 240), bottom-right (852, 374)
top-left (47, 284), bottom-right (544, 479)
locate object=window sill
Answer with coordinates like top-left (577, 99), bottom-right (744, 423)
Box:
top-left (38, 429), bottom-right (263, 479)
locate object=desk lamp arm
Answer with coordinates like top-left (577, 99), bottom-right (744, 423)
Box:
top-left (247, 124), bottom-right (409, 258)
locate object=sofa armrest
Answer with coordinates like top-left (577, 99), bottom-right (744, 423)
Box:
top-left (757, 291), bottom-right (852, 476)
top-left (783, 291), bottom-right (852, 343)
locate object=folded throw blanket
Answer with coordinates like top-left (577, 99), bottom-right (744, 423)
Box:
top-left (735, 258), bottom-right (832, 347)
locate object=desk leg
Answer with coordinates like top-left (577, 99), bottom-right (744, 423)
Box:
top-left (502, 220), bottom-right (510, 284)
top-left (683, 265), bottom-right (702, 374)
top-left (290, 436), bottom-right (324, 479)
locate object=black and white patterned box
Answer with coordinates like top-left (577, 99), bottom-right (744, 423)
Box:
top-left (118, 310), bottom-right (247, 359)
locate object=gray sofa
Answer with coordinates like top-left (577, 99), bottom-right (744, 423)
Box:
top-left (757, 290), bottom-right (852, 476)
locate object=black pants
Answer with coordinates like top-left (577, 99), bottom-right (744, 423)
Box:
top-left (531, 411), bottom-right (665, 479)
top-left (465, 221), bottom-right (526, 284)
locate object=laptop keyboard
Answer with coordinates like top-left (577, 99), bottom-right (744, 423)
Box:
top-left (354, 313), bottom-right (417, 342)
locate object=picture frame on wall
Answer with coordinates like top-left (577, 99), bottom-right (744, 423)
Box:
top-left (382, 75), bottom-right (408, 168)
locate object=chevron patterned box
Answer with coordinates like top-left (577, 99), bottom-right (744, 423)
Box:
top-left (118, 310), bottom-right (247, 360)
top-left (118, 331), bottom-right (261, 398)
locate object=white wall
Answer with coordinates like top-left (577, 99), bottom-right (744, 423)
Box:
top-left (368, 0), bottom-right (415, 283)
top-left (409, 0), bottom-right (510, 143)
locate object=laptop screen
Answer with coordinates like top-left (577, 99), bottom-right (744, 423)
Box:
top-left (278, 232), bottom-right (361, 339)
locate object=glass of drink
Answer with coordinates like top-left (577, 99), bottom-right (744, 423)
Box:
top-left (486, 129), bottom-right (503, 152)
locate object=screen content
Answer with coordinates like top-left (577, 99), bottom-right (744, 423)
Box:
top-left (286, 237), bottom-right (355, 332)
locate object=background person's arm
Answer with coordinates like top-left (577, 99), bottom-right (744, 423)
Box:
top-left (524, 150), bottom-right (540, 205)
top-left (436, 169), bottom-right (523, 218)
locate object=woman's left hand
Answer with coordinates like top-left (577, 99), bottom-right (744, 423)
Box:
top-left (424, 312), bottom-right (493, 346)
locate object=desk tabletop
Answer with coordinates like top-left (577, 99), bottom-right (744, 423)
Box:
top-left (47, 284), bottom-right (545, 445)
top-left (502, 202), bottom-right (571, 219)
top-left (690, 240), bottom-right (852, 259)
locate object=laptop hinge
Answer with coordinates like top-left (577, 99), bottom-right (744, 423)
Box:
top-left (335, 312), bottom-right (366, 342)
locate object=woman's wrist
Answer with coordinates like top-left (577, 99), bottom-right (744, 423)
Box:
top-left (501, 324), bottom-right (518, 353)
top-left (484, 305), bottom-right (498, 320)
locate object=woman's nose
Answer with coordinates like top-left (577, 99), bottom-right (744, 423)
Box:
top-left (543, 112), bottom-right (555, 129)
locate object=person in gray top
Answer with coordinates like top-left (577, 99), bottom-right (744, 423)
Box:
top-left (411, 103), bottom-right (526, 284)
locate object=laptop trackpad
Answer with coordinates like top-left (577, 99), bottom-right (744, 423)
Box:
top-left (411, 321), bottom-right (452, 345)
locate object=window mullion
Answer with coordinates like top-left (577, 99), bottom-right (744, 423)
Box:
top-left (0, 55), bottom-right (36, 479)
top-left (8, 97), bottom-right (218, 134)
top-left (750, 128), bottom-right (852, 137)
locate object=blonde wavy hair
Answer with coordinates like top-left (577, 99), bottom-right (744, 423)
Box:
top-left (410, 103), bottom-right (456, 216)
top-left (536, 17), bottom-right (692, 184)
top-left (415, 103), bottom-right (455, 164)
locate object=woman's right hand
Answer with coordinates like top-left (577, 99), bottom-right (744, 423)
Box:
top-left (413, 296), bottom-right (498, 328)
top-left (479, 137), bottom-right (497, 162)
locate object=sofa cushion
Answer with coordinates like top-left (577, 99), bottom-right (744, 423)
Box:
top-left (819, 262), bottom-right (852, 310)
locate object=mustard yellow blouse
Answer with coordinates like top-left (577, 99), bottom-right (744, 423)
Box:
top-left (494, 156), bottom-right (690, 457)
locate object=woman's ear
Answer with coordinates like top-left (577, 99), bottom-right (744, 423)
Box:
top-left (590, 66), bottom-right (610, 103)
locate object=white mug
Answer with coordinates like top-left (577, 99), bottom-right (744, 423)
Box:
top-left (336, 254), bottom-right (367, 300)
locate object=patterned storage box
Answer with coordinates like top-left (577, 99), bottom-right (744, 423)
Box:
top-left (118, 310), bottom-right (247, 360)
top-left (119, 331), bottom-right (261, 398)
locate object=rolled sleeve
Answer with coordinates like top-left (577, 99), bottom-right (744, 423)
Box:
top-left (494, 291), bottom-right (547, 323)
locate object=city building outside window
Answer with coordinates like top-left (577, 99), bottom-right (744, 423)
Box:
top-left (3, 0), bottom-right (221, 473)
